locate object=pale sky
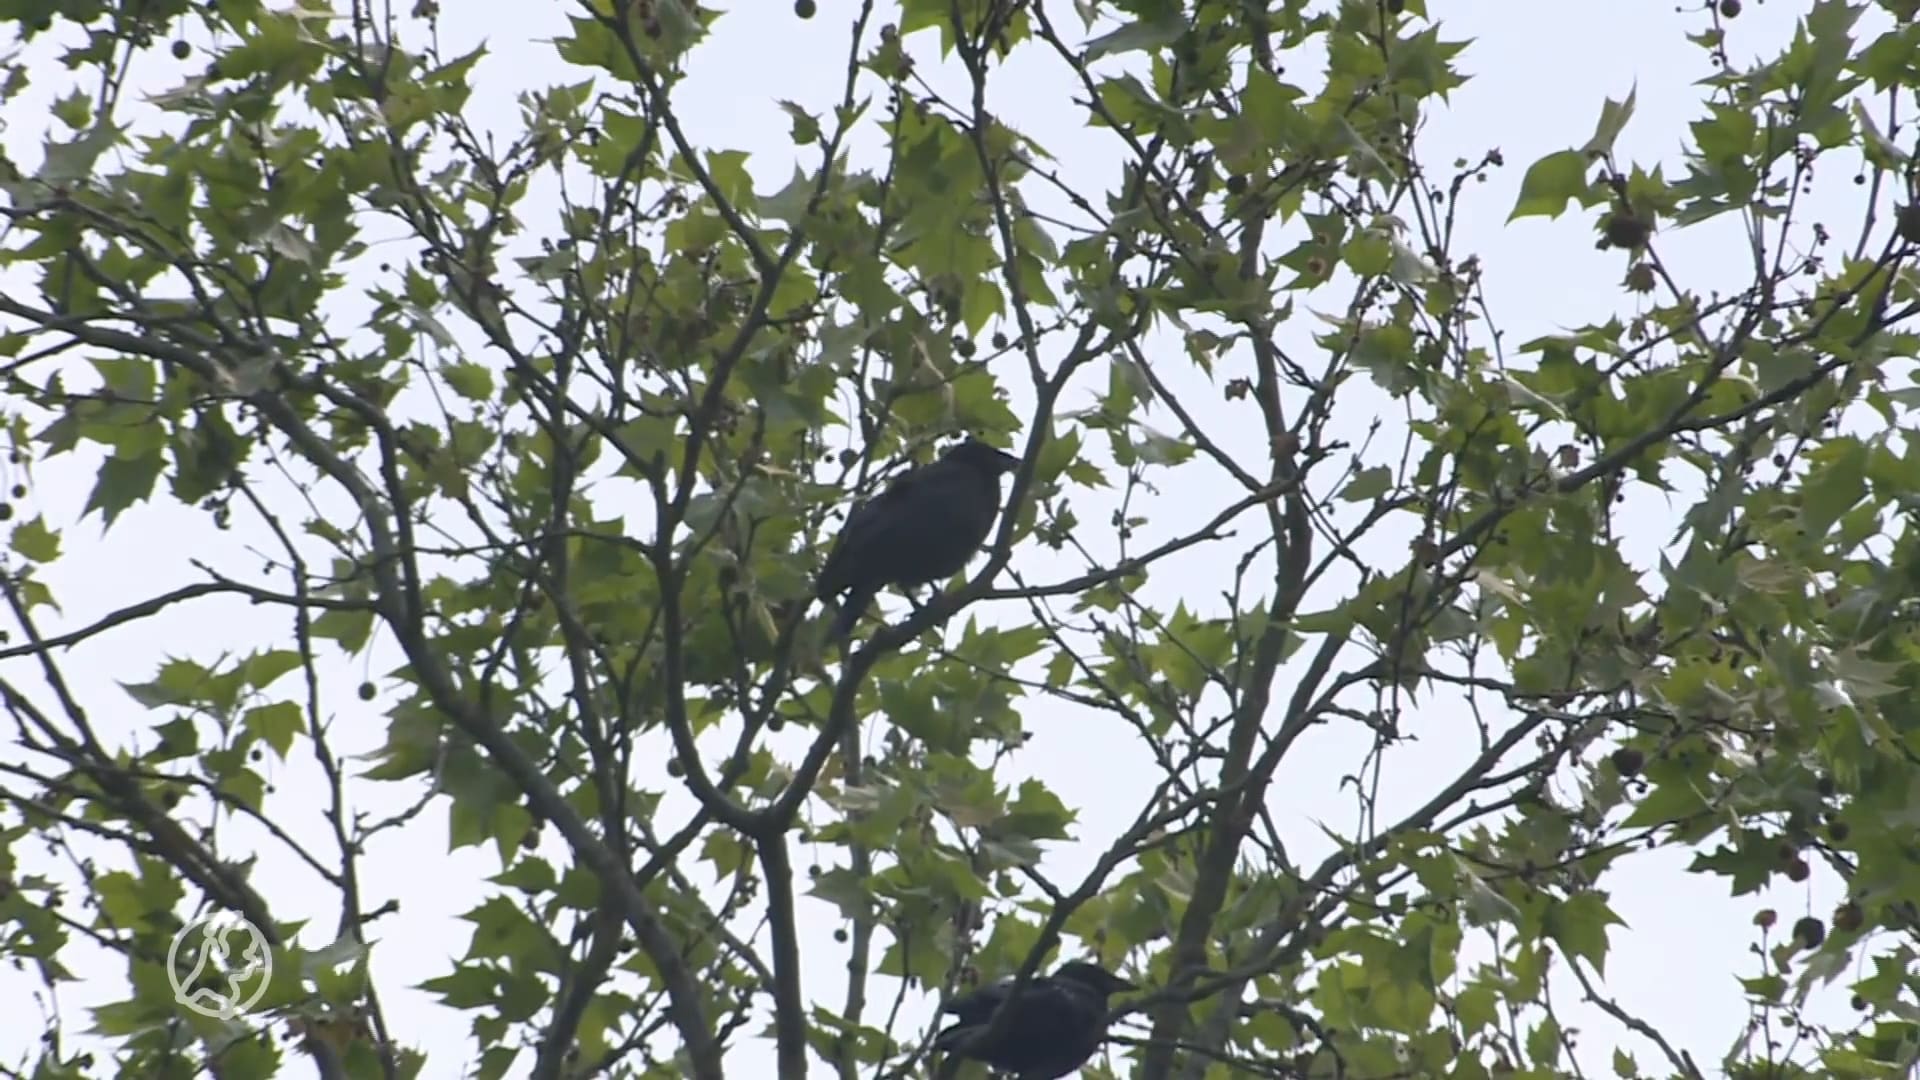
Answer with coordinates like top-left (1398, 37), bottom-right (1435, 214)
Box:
top-left (0, 1), bottom-right (1876, 1077)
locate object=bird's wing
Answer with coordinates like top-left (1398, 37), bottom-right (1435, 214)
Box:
top-left (1030, 977), bottom-right (1104, 1022)
top-left (844, 473), bottom-right (919, 539)
top-left (935, 976), bottom-right (1109, 1079)
top-left (940, 978), bottom-right (1013, 1025)
top-left (814, 467), bottom-right (925, 596)
top-left (942, 971), bottom-right (1091, 1025)
top-left (930, 1019), bottom-right (977, 1055)
top-left (812, 506), bottom-right (862, 598)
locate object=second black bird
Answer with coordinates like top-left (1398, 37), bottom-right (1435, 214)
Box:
top-left (933, 960), bottom-right (1135, 1079)
top-left (815, 437), bottom-right (1021, 641)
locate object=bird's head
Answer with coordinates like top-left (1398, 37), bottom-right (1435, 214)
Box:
top-left (1052, 961), bottom-right (1136, 998)
top-left (944, 437), bottom-right (1021, 476)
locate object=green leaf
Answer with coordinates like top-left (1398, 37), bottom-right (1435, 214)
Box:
top-left (419, 965), bottom-right (500, 1009)
top-left (38, 124), bottom-right (120, 185)
top-left (1134, 428), bottom-right (1193, 467)
top-left (809, 867), bottom-right (874, 920)
top-left (1343, 229), bottom-right (1393, 276)
top-left (1455, 983), bottom-right (1498, 1033)
top-left (1508, 150), bottom-right (1592, 221)
top-left (1801, 437), bottom-right (1868, 536)
top-left (1341, 466), bottom-right (1392, 502)
top-left (1082, 13), bottom-right (1188, 62)
top-left (1545, 892), bottom-right (1624, 974)
top-left (402, 304), bottom-right (457, 349)
top-left (779, 100), bottom-right (820, 146)
top-left (9, 515), bottom-right (61, 562)
top-left (1581, 86), bottom-right (1638, 157)
top-left (1527, 1016), bottom-right (1563, 1067)
top-left (50, 89), bottom-right (92, 131)
top-left (243, 701), bottom-right (304, 758)
top-left (302, 936), bottom-right (372, 977)
top-left (311, 605), bottom-right (375, 652)
top-left (491, 802), bottom-right (534, 866)
top-left (999, 779), bottom-right (1075, 841)
top-left (493, 856), bottom-right (557, 894)
top-left (93, 871), bottom-right (150, 927)
top-left (1456, 858), bottom-right (1521, 926)
top-left (244, 650), bottom-right (304, 690)
top-left (440, 361), bottom-right (494, 401)
top-left (89, 997), bottom-right (170, 1037)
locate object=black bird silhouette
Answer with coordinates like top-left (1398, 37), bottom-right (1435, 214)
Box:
top-left (933, 960), bottom-right (1135, 1079)
top-left (815, 437), bottom-right (1021, 642)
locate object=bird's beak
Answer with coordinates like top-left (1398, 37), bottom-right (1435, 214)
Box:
top-left (994, 448), bottom-right (1020, 471)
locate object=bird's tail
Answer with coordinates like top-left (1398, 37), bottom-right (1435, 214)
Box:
top-left (826, 583), bottom-right (875, 643)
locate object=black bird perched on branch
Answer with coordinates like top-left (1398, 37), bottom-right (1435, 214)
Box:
top-left (815, 437), bottom-right (1021, 642)
top-left (932, 960), bottom-right (1135, 1079)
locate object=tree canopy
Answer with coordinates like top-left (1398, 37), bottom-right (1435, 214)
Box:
top-left (3, 0), bottom-right (1920, 1077)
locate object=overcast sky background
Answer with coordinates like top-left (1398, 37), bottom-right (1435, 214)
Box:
top-left (0, 1), bottom-right (1883, 1076)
